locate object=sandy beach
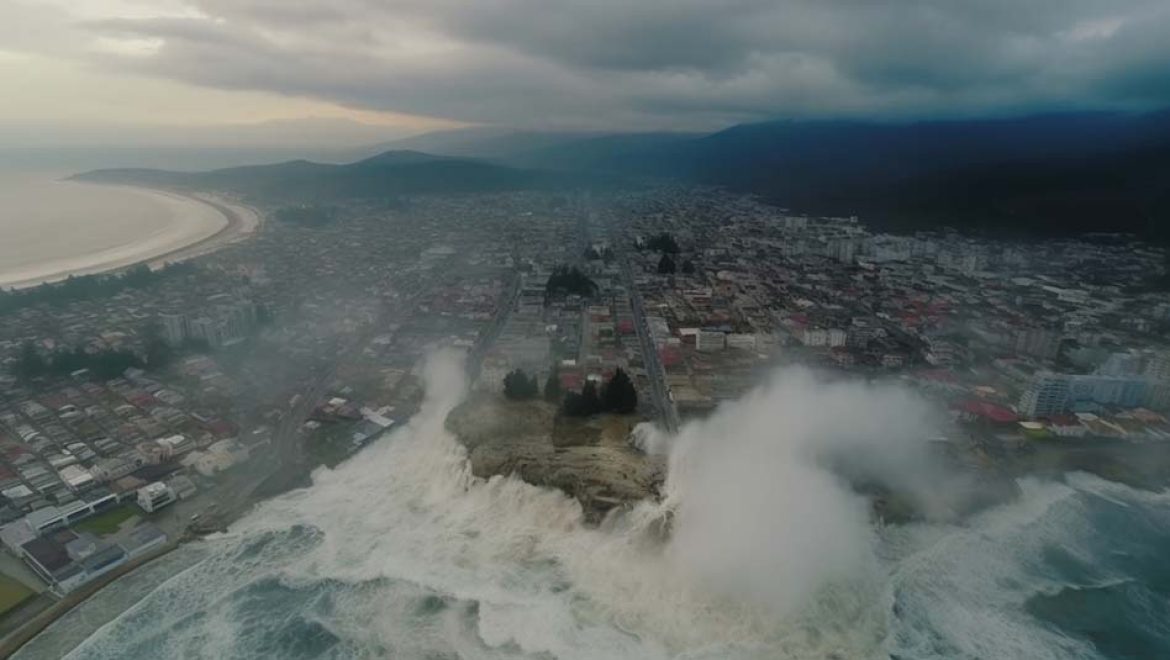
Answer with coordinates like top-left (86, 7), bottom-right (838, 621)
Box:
top-left (0, 183), bottom-right (261, 290)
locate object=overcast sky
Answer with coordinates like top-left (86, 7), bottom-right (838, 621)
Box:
top-left (3, 0), bottom-right (1170, 145)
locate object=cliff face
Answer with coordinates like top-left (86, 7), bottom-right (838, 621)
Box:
top-left (446, 395), bottom-right (665, 524)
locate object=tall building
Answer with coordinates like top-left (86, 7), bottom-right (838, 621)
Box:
top-left (159, 312), bottom-right (187, 346)
top-left (1145, 351), bottom-right (1170, 383)
top-left (1019, 372), bottom-right (1151, 418)
top-left (1099, 351), bottom-right (1142, 377)
top-left (1019, 373), bottom-right (1071, 418)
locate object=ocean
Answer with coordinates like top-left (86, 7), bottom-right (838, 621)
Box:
top-left (23, 356), bottom-right (1170, 660)
top-left (0, 169), bottom-right (226, 289)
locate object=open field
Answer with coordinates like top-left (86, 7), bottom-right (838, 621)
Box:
top-left (0, 575), bottom-right (35, 618)
top-left (73, 505), bottom-right (139, 536)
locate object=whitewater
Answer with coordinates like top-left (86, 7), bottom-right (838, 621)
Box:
top-left (29, 352), bottom-right (1170, 659)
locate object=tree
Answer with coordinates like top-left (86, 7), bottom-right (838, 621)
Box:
top-left (144, 327), bottom-right (174, 368)
top-left (646, 233), bottom-right (680, 254)
top-left (13, 342), bottom-right (46, 381)
top-left (657, 254), bottom-right (676, 274)
top-left (581, 380), bottom-right (601, 414)
top-left (601, 368), bottom-right (638, 414)
top-left (561, 379), bottom-right (603, 417)
top-left (545, 266), bottom-right (598, 298)
top-left (503, 369), bottom-right (539, 400)
top-left (681, 259), bottom-right (696, 275)
top-left (544, 369), bottom-right (562, 403)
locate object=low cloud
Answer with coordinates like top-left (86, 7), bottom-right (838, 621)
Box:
top-left (5, 0), bottom-right (1170, 130)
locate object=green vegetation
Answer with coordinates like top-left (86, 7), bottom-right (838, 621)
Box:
top-left (73, 504), bottom-right (138, 536)
top-left (657, 254), bottom-right (676, 274)
top-left (12, 342), bottom-right (143, 383)
top-left (644, 232), bottom-right (680, 254)
top-left (563, 380), bottom-right (602, 417)
top-left (306, 424), bottom-right (358, 469)
top-left (543, 369), bottom-right (562, 403)
top-left (545, 266), bottom-right (597, 298)
top-left (0, 574), bottom-right (34, 617)
top-left (0, 262), bottom-right (195, 315)
top-left (561, 369), bottom-right (638, 417)
top-left (601, 368), bottom-right (638, 414)
top-left (503, 369), bottom-right (540, 400)
top-left (75, 153), bottom-right (545, 204)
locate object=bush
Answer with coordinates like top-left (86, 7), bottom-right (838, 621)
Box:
top-left (544, 370), bottom-right (563, 403)
top-left (545, 266), bottom-right (597, 298)
top-left (503, 369), bottom-right (540, 400)
top-left (561, 370), bottom-right (638, 417)
top-left (658, 254), bottom-right (676, 274)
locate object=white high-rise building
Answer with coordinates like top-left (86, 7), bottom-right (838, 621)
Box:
top-left (1019, 374), bottom-right (1071, 418)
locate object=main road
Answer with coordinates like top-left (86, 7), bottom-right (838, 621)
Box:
top-left (618, 256), bottom-right (680, 432)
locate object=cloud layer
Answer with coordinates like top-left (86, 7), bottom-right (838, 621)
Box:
top-left (7, 0), bottom-right (1170, 129)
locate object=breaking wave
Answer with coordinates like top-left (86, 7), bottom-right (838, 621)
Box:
top-left (46, 352), bottom-right (1170, 660)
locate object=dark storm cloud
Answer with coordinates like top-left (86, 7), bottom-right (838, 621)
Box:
top-left (73, 0), bottom-right (1170, 128)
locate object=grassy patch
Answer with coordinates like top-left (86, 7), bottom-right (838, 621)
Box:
top-left (73, 504), bottom-right (139, 536)
top-left (0, 574), bottom-right (34, 616)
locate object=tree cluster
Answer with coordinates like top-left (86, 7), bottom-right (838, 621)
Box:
top-left (12, 342), bottom-right (144, 382)
top-left (545, 266), bottom-right (598, 298)
top-left (561, 368), bottom-right (638, 417)
top-left (0, 262), bottom-right (194, 315)
top-left (503, 369), bottom-right (540, 400)
top-left (643, 233), bottom-right (680, 254)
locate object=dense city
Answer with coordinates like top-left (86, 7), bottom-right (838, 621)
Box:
top-left (1, 185), bottom-right (1169, 631)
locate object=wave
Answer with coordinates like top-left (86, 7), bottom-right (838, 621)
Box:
top-left (58, 353), bottom-right (1170, 660)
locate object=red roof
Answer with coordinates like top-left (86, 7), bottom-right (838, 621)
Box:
top-left (919, 369), bottom-right (959, 383)
top-left (955, 400), bottom-right (1017, 423)
top-left (659, 347), bottom-right (682, 366)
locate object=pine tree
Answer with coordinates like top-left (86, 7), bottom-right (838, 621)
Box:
top-left (602, 368), bottom-right (638, 414)
top-left (658, 254), bottom-right (676, 274)
top-left (503, 369), bottom-right (539, 400)
top-left (544, 369), bottom-right (562, 403)
top-left (581, 380), bottom-right (601, 414)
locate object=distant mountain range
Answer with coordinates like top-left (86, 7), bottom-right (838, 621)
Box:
top-left (76, 110), bottom-right (1170, 239)
top-left (72, 150), bottom-right (561, 201)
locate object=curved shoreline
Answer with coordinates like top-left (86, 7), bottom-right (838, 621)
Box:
top-left (138, 191), bottom-right (262, 270)
top-left (0, 185), bottom-right (262, 290)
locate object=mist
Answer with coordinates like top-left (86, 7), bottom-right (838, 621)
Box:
top-left (633, 368), bottom-right (948, 616)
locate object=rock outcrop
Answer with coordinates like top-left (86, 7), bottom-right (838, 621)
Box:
top-left (446, 395), bottom-right (665, 523)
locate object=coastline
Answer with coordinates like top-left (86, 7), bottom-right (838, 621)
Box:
top-left (0, 542), bottom-right (179, 659)
top-left (2, 447), bottom-right (315, 658)
top-left (0, 184), bottom-right (262, 291)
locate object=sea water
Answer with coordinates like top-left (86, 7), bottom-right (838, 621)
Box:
top-left (31, 356), bottom-right (1170, 660)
